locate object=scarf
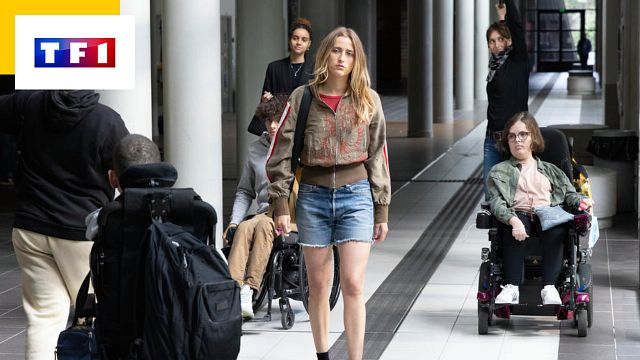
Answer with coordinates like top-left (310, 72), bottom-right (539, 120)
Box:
top-left (486, 47), bottom-right (512, 83)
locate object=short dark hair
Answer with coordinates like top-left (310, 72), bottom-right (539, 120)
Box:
top-left (486, 21), bottom-right (512, 43)
top-left (113, 134), bottom-right (161, 177)
top-left (255, 94), bottom-right (288, 123)
top-left (502, 112), bottom-right (545, 154)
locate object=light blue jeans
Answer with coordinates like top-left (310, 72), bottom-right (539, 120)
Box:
top-left (296, 179), bottom-right (374, 247)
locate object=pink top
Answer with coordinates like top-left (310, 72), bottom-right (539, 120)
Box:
top-left (319, 94), bottom-right (342, 112)
top-left (512, 160), bottom-right (552, 212)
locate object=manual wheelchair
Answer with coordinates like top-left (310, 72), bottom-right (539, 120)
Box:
top-left (224, 224), bottom-right (341, 329)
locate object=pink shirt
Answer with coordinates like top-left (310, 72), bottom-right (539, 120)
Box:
top-left (512, 160), bottom-right (552, 212)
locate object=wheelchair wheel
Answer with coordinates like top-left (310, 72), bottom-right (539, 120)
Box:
top-left (300, 246), bottom-right (341, 313)
top-left (478, 262), bottom-right (491, 292)
top-left (478, 306), bottom-right (491, 335)
top-left (279, 298), bottom-right (295, 330)
top-left (587, 283), bottom-right (593, 328)
top-left (576, 309), bottom-right (588, 337)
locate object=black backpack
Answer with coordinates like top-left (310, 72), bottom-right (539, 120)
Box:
top-left (87, 163), bottom-right (240, 359)
top-left (138, 221), bottom-right (240, 360)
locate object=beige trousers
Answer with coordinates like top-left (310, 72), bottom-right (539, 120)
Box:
top-left (227, 213), bottom-right (275, 290)
top-left (12, 228), bottom-right (93, 360)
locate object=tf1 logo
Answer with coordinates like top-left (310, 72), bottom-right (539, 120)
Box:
top-left (34, 38), bottom-right (116, 67)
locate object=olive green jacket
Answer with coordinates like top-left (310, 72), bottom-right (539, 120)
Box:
top-left (487, 157), bottom-right (586, 224)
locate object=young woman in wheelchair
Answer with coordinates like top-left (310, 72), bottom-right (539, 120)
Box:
top-left (486, 112), bottom-right (593, 305)
top-left (267, 27), bottom-right (390, 360)
top-left (223, 95), bottom-right (288, 319)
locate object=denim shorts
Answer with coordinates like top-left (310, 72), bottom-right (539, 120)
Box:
top-left (296, 179), bottom-right (374, 247)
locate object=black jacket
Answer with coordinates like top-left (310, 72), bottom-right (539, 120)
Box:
top-left (262, 56), bottom-right (314, 96)
top-left (0, 90), bottom-right (129, 240)
top-left (486, 0), bottom-right (530, 132)
top-left (248, 57), bottom-right (315, 135)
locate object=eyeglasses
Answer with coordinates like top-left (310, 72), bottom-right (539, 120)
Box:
top-left (506, 131), bottom-right (530, 142)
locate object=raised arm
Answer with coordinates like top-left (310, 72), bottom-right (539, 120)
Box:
top-left (499, 0), bottom-right (527, 58)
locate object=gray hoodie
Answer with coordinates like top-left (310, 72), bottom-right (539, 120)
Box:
top-left (230, 133), bottom-right (271, 224)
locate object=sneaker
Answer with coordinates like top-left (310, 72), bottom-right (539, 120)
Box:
top-left (240, 284), bottom-right (254, 319)
top-left (541, 285), bottom-right (562, 305)
top-left (495, 284), bottom-right (519, 304)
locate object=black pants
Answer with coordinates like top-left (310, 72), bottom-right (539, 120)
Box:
top-left (501, 212), bottom-right (565, 286)
top-left (579, 54), bottom-right (588, 69)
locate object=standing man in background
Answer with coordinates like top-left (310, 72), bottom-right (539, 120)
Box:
top-left (577, 34), bottom-right (592, 70)
top-left (0, 90), bottom-right (129, 360)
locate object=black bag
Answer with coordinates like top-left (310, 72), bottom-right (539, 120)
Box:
top-left (55, 326), bottom-right (99, 360)
top-left (139, 222), bottom-right (241, 360)
top-left (56, 275), bottom-right (100, 360)
top-left (89, 163), bottom-right (228, 359)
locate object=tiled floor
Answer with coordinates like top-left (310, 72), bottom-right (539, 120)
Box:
top-left (0, 72), bottom-right (638, 359)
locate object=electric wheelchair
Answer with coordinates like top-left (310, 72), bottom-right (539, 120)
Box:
top-left (224, 225), bottom-right (341, 329)
top-left (475, 127), bottom-right (594, 337)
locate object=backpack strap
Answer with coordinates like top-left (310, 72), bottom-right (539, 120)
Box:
top-left (72, 273), bottom-right (95, 325)
top-left (289, 86), bottom-right (312, 191)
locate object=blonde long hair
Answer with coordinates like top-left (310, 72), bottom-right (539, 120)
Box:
top-left (310, 27), bottom-right (375, 124)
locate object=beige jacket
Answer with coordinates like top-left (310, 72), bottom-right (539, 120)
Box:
top-left (266, 85), bottom-right (391, 223)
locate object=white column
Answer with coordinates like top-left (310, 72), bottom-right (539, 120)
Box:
top-left (433, 0), bottom-right (454, 123)
top-left (236, 0), bottom-right (286, 177)
top-left (455, 0), bottom-right (474, 110)
top-left (98, 0), bottom-right (152, 137)
top-left (162, 0), bottom-right (222, 244)
top-left (407, 0), bottom-right (432, 137)
top-left (475, 0), bottom-right (490, 101)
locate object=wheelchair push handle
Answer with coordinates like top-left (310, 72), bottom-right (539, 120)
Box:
top-left (225, 226), bottom-right (237, 245)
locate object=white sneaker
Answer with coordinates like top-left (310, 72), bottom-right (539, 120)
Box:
top-left (240, 284), bottom-right (254, 319)
top-left (541, 285), bottom-right (562, 305)
top-left (495, 284), bottom-right (519, 304)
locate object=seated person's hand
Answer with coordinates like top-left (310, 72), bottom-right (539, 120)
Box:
top-left (508, 216), bottom-right (528, 241)
top-left (578, 198), bottom-right (594, 211)
top-left (274, 215), bottom-right (291, 236)
top-left (223, 224), bottom-right (237, 247)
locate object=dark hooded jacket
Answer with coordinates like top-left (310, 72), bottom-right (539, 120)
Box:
top-left (0, 90), bottom-right (129, 240)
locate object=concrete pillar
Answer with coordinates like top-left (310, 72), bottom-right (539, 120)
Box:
top-left (299, 0), bottom-right (340, 59)
top-left (621, 0), bottom-right (639, 132)
top-left (98, 0), bottom-right (152, 137)
top-left (150, 0), bottom-right (162, 139)
top-left (345, 0), bottom-right (377, 89)
top-left (162, 0), bottom-right (222, 244)
top-left (475, 0), bottom-right (490, 101)
top-left (603, 0), bottom-right (620, 129)
top-left (236, 0), bottom-right (286, 177)
top-left (433, 0), bottom-right (454, 123)
top-left (596, 0), bottom-right (603, 77)
top-left (455, 0), bottom-right (474, 110)
top-left (407, 0), bottom-right (432, 137)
